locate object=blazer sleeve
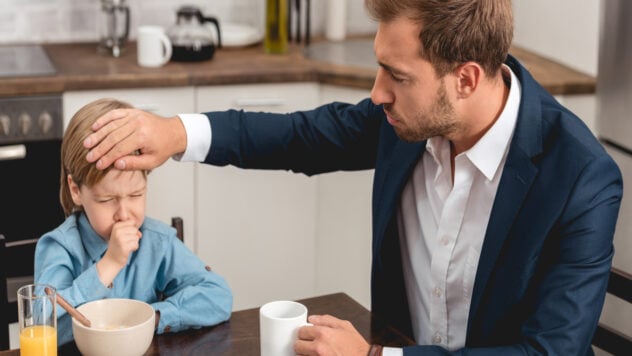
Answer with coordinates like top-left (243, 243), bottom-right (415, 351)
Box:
top-left (202, 98), bottom-right (384, 176)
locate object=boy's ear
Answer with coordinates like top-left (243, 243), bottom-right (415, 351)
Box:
top-left (68, 174), bottom-right (82, 206)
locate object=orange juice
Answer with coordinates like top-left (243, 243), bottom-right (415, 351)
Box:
top-left (19, 325), bottom-right (57, 356)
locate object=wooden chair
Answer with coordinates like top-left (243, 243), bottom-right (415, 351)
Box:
top-left (0, 234), bottom-right (38, 350)
top-left (592, 267), bottom-right (632, 355)
top-left (171, 216), bottom-right (184, 242)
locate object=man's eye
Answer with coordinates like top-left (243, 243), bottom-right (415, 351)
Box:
top-left (97, 198), bottom-right (112, 203)
top-left (390, 73), bottom-right (405, 83)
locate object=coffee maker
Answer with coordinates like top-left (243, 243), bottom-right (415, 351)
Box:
top-left (99, 0), bottom-right (130, 57)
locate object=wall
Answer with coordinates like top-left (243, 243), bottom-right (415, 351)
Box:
top-left (513, 0), bottom-right (600, 76)
top-left (513, 0), bottom-right (601, 134)
top-left (0, 0), bottom-right (376, 45)
top-left (0, 0), bottom-right (598, 76)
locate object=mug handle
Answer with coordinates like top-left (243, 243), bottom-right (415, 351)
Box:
top-left (158, 32), bottom-right (173, 66)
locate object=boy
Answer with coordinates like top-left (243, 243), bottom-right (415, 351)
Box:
top-left (35, 98), bottom-right (233, 345)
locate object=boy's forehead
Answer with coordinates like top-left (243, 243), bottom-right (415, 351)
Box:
top-left (91, 170), bottom-right (147, 192)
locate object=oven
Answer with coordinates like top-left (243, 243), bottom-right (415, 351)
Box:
top-left (0, 94), bottom-right (64, 308)
top-left (1, 94), bottom-right (64, 242)
top-left (1, 45), bottom-right (63, 241)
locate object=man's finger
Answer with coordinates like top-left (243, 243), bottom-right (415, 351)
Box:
top-left (308, 314), bottom-right (347, 329)
top-left (92, 108), bottom-right (129, 131)
top-left (294, 338), bottom-right (315, 356)
top-left (86, 120), bottom-right (134, 165)
top-left (91, 126), bottom-right (141, 169)
top-left (111, 154), bottom-right (155, 171)
top-left (297, 324), bottom-right (318, 340)
top-left (84, 109), bottom-right (129, 150)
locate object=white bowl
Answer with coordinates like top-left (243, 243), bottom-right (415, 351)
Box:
top-left (72, 298), bottom-right (155, 356)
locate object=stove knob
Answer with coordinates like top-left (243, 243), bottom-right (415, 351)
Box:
top-left (38, 111), bottom-right (53, 134)
top-left (0, 115), bottom-right (10, 136)
top-left (18, 112), bottom-right (32, 136)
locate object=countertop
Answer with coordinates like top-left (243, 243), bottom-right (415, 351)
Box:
top-left (0, 38), bottom-right (596, 97)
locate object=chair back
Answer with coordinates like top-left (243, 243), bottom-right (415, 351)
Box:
top-left (592, 267), bottom-right (632, 355)
top-left (171, 217), bottom-right (184, 242)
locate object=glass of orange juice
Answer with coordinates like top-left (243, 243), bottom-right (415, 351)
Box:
top-left (17, 284), bottom-right (57, 356)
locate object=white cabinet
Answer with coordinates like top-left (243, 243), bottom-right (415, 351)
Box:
top-left (62, 88), bottom-right (197, 251)
top-left (195, 83), bottom-right (321, 310)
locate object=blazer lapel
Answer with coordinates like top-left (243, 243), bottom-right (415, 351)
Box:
top-left (372, 137), bottom-right (425, 268)
top-left (467, 55), bottom-right (544, 332)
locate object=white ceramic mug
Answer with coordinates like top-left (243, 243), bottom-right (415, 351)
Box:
top-left (259, 300), bottom-right (309, 356)
top-left (137, 26), bottom-right (172, 68)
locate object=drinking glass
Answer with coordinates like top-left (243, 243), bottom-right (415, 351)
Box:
top-left (17, 284), bottom-right (57, 356)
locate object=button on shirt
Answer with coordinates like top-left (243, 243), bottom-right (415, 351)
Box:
top-left (393, 65), bottom-right (521, 352)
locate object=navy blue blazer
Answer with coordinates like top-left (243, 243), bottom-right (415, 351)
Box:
top-left (205, 56), bottom-right (623, 355)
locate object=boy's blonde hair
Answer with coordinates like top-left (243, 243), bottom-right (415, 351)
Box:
top-left (60, 98), bottom-right (147, 216)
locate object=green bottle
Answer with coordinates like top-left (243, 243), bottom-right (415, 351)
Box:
top-left (265, 0), bottom-right (288, 54)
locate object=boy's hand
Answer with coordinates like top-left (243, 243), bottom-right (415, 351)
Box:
top-left (96, 220), bottom-right (142, 287)
top-left (105, 220), bottom-right (142, 267)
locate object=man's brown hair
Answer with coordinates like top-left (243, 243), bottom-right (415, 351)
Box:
top-left (365, 0), bottom-right (513, 77)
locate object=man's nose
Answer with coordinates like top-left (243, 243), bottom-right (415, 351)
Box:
top-left (370, 69), bottom-right (394, 105)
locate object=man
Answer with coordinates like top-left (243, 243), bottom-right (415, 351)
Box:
top-left (83, 0), bottom-right (622, 355)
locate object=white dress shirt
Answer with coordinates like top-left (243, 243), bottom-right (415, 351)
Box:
top-left (383, 65), bottom-right (521, 355)
top-left (177, 66), bottom-right (521, 354)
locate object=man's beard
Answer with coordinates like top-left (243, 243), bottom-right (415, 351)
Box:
top-left (388, 81), bottom-right (458, 143)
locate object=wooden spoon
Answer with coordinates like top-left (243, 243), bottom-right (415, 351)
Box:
top-left (45, 287), bottom-right (92, 327)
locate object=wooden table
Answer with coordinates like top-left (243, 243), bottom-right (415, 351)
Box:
top-left (0, 293), bottom-right (413, 355)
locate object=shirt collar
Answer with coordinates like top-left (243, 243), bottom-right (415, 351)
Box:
top-left (426, 64), bottom-right (522, 181)
top-left (77, 212), bottom-right (109, 261)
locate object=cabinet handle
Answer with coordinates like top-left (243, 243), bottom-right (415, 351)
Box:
top-left (0, 144), bottom-right (26, 161)
top-left (234, 98), bottom-right (285, 107)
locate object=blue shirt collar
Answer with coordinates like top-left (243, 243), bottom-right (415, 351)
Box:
top-left (77, 212), bottom-right (109, 261)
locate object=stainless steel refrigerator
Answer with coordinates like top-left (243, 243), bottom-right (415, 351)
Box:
top-left (595, 0), bottom-right (632, 341)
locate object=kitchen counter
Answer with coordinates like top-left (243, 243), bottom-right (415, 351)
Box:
top-left (0, 39), bottom-right (595, 97)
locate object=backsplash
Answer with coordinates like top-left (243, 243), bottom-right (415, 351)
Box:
top-left (0, 0), bottom-right (377, 45)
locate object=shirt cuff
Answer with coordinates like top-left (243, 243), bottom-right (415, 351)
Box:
top-left (173, 114), bottom-right (211, 162)
top-left (382, 347), bottom-right (404, 356)
top-left (152, 300), bottom-right (180, 333)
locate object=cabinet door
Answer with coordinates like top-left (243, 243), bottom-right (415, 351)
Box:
top-left (63, 88), bottom-right (197, 251)
top-left (196, 83), bottom-right (320, 310)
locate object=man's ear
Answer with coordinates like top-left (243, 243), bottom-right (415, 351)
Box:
top-left (454, 62), bottom-right (482, 98)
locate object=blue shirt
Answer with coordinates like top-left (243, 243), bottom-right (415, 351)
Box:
top-left (34, 213), bottom-right (233, 345)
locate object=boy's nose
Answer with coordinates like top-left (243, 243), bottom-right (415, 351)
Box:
top-left (115, 202), bottom-right (130, 221)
